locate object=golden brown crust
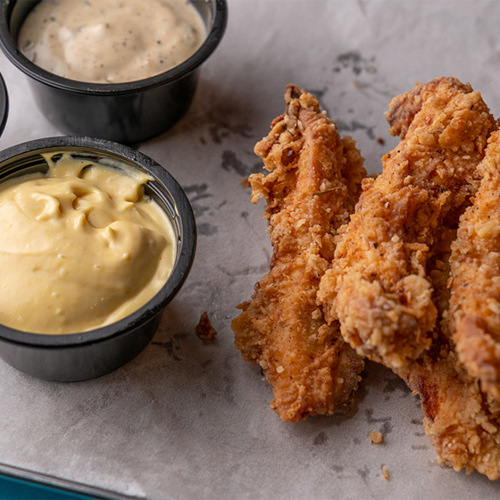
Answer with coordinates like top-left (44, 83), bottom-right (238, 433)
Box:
top-left (449, 130), bottom-right (500, 399)
top-left (398, 129), bottom-right (500, 481)
top-left (233, 79), bottom-right (500, 478)
top-left (406, 351), bottom-right (500, 480)
top-left (317, 77), bottom-right (500, 479)
top-left (232, 84), bottom-right (366, 423)
top-left (318, 77), bottom-right (496, 371)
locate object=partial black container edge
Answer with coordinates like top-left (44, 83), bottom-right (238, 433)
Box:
top-left (0, 71), bottom-right (7, 137)
top-left (0, 136), bottom-right (196, 382)
top-left (0, 0), bottom-right (228, 144)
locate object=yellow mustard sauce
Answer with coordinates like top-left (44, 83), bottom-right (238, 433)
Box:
top-left (0, 153), bottom-right (176, 334)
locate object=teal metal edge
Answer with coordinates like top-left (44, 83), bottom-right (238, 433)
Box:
top-left (0, 462), bottom-right (140, 500)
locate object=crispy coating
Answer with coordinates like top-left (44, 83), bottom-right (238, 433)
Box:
top-left (195, 311), bottom-right (217, 340)
top-left (396, 196), bottom-right (500, 481)
top-left (404, 198), bottom-right (500, 481)
top-left (406, 349), bottom-right (500, 480)
top-left (232, 78), bottom-right (500, 477)
top-left (318, 77), bottom-right (496, 371)
top-left (232, 85), bottom-right (366, 423)
top-left (315, 77), bottom-right (500, 479)
top-left (449, 130), bottom-right (500, 399)
top-left (389, 85), bottom-right (500, 480)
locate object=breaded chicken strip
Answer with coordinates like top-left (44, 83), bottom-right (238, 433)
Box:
top-left (365, 139), bottom-right (500, 480)
top-left (406, 211), bottom-right (500, 480)
top-left (379, 232), bottom-right (500, 480)
top-left (318, 77), bottom-right (496, 371)
top-left (449, 130), bottom-right (500, 399)
top-left (328, 78), bottom-right (499, 478)
top-left (232, 85), bottom-right (366, 423)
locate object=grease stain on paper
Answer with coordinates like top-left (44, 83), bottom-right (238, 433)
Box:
top-left (333, 51), bottom-right (377, 75)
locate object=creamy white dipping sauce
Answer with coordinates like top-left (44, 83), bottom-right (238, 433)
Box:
top-left (18, 0), bottom-right (206, 83)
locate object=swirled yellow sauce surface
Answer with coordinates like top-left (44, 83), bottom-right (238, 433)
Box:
top-left (18, 0), bottom-right (206, 83)
top-left (0, 153), bottom-right (176, 334)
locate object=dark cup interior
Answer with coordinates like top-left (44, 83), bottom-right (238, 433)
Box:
top-left (0, 136), bottom-right (196, 381)
top-left (0, 0), bottom-right (227, 144)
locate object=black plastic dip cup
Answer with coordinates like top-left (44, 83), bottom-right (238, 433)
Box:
top-left (0, 0), bottom-right (227, 144)
top-left (0, 136), bottom-right (196, 381)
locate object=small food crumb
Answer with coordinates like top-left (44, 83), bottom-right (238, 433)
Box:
top-left (370, 431), bottom-right (383, 444)
top-left (383, 465), bottom-right (389, 480)
top-left (377, 137), bottom-right (385, 145)
top-left (195, 311), bottom-right (217, 340)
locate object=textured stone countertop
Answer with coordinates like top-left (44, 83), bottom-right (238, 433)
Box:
top-left (0, 1), bottom-right (500, 499)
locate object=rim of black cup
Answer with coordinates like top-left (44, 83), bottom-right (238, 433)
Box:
top-left (0, 0), bottom-right (228, 95)
top-left (0, 136), bottom-right (196, 347)
top-left (0, 71), bottom-right (8, 137)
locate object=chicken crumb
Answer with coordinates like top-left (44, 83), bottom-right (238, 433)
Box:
top-left (383, 465), bottom-right (389, 480)
top-left (370, 431), bottom-right (383, 444)
top-left (195, 311), bottom-right (217, 340)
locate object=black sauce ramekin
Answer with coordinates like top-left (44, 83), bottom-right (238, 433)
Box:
top-left (0, 136), bottom-right (196, 381)
top-left (0, 0), bottom-right (227, 144)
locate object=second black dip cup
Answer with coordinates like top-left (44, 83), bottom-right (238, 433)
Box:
top-left (0, 0), bottom-right (228, 144)
top-left (0, 136), bottom-right (196, 382)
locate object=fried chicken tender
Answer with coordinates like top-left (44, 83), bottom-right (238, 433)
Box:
top-left (232, 84), bottom-right (366, 423)
top-left (406, 205), bottom-right (500, 480)
top-left (321, 77), bottom-right (500, 479)
top-left (388, 253), bottom-right (500, 480)
top-left (449, 130), bottom-right (500, 400)
top-left (318, 77), bottom-right (496, 371)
